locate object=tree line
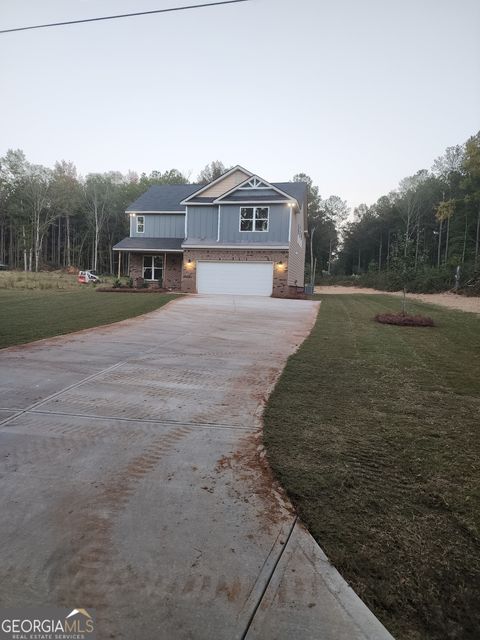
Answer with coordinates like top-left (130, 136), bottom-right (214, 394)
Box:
top-left (336, 132), bottom-right (480, 288)
top-left (0, 155), bottom-right (341, 278)
top-left (0, 150), bottom-right (196, 274)
top-left (2, 136), bottom-right (478, 287)
top-left (0, 156), bottom-right (242, 275)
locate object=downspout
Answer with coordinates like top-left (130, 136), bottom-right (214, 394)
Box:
top-left (309, 227), bottom-right (315, 284)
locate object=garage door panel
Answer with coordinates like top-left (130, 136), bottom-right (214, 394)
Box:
top-left (197, 261), bottom-right (273, 296)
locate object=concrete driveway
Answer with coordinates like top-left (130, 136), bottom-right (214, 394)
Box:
top-left (0, 295), bottom-right (392, 639)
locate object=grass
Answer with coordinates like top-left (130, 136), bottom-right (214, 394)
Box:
top-left (0, 288), bottom-right (177, 349)
top-left (264, 294), bottom-right (480, 640)
top-left (0, 270), bottom-right (129, 290)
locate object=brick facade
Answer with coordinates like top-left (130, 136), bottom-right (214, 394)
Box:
top-left (129, 252), bottom-right (183, 290)
top-left (164, 254), bottom-right (182, 290)
top-left (181, 248), bottom-right (295, 297)
top-left (129, 253), bottom-right (144, 287)
top-left (129, 249), bottom-right (301, 296)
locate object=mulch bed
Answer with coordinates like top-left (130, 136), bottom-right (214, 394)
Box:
top-left (375, 312), bottom-right (434, 326)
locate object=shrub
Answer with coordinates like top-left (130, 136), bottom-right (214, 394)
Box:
top-left (459, 269), bottom-right (480, 296)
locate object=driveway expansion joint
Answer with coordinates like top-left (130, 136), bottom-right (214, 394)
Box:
top-left (0, 360), bottom-right (127, 428)
top-left (239, 516), bottom-right (298, 640)
top-left (21, 409), bottom-right (254, 431)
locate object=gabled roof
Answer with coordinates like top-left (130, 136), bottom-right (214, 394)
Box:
top-left (124, 175), bottom-right (308, 213)
top-left (180, 165), bottom-right (253, 204)
top-left (213, 174), bottom-right (299, 205)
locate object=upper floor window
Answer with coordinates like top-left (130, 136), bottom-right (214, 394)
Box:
top-left (240, 207), bottom-right (269, 232)
top-left (136, 215), bottom-right (145, 233)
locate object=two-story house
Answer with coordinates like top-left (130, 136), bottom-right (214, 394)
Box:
top-left (113, 165), bottom-right (307, 296)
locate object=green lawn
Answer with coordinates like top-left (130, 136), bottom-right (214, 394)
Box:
top-left (264, 294), bottom-right (480, 640)
top-left (0, 289), bottom-right (177, 349)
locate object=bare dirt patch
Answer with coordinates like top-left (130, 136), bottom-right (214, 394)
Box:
top-left (315, 285), bottom-right (480, 314)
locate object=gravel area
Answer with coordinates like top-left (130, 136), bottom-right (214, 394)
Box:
top-left (314, 286), bottom-right (480, 314)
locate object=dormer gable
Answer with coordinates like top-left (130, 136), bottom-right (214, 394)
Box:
top-left (235, 176), bottom-right (272, 190)
top-left (213, 175), bottom-right (300, 207)
top-left (180, 165), bottom-right (252, 203)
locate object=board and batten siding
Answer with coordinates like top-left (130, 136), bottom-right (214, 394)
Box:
top-left (218, 204), bottom-right (290, 244)
top-left (287, 205), bottom-right (306, 287)
top-left (131, 214), bottom-right (185, 238)
top-left (186, 206), bottom-right (218, 240)
top-left (220, 187), bottom-right (285, 201)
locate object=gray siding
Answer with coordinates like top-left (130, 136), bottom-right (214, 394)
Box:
top-left (186, 206), bottom-right (218, 240)
top-left (220, 188), bottom-right (286, 200)
top-left (219, 204), bottom-right (290, 244)
top-left (131, 214), bottom-right (185, 238)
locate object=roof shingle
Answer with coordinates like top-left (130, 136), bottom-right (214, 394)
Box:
top-left (113, 237), bottom-right (183, 252)
top-left (126, 181), bottom-right (308, 212)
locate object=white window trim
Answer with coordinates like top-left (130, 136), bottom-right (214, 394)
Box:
top-left (239, 206), bottom-right (270, 233)
top-left (136, 215), bottom-right (145, 234)
top-left (142, 254), bottom-right (164, 282)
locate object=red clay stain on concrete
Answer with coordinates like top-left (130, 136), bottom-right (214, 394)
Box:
top-left (216, 431), bottom-right (295, 533)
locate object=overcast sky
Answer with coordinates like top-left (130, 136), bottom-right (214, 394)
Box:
top-left (1, 0), bottom-right (479, 208)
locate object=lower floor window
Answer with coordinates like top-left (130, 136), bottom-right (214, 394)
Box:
top-left (143, 255), bottom-right (163, 281)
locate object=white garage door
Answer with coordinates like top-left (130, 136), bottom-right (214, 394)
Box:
top-left (196, 261), bottom-right (274, 296)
